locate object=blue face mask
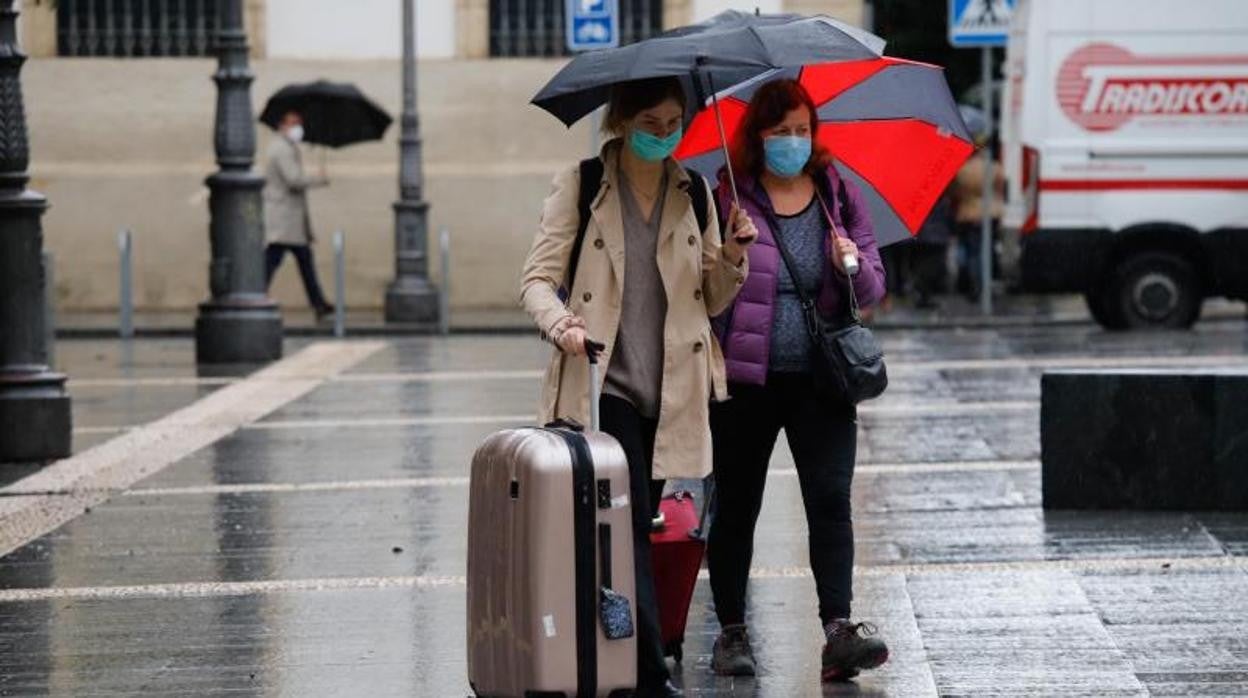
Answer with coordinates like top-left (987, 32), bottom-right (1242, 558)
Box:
top-left (764, 135), bottom-right (812, 178)
top-left (629, 127), bottom-right (683, 162)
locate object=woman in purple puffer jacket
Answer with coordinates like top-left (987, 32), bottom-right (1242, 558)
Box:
top-left (706, 78), bottom-right (890, 684)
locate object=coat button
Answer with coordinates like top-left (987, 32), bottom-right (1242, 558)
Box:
top-left (687, 235), bottom-right (697, 246)
top-left (593, 238), bottom-right (604, 249)
top-left (693, 341), bottom-right (704, 353)
top-left (694, 289), bottom-right (703, 301)
top-left (582, 292), bottom-right (592, 303)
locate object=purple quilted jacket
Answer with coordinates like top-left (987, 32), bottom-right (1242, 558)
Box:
top-left (713, 165), bottom-right (886, 387)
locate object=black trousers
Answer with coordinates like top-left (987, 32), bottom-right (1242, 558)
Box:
top-left (708, 373), bottom-right (858, 626)
top-left (599, 395), bottom-right (668, 694)
top-left (265, 243), bottom-right (329, 310)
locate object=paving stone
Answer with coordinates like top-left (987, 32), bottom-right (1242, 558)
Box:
top-left (908, 571), bottom-right (1147, 696)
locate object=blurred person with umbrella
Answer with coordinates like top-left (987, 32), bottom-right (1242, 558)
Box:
top-left (674, 55), bottom-right (972, 681)
top-left (259, 81), bottom-right (392, 321)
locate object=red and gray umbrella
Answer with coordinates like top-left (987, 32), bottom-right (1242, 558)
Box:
top-left (675, 57), bottom-right (975, 247)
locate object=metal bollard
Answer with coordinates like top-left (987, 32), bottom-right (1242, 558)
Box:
top-left (43, 251), bottom-right (55, 369)
top-left (438, 227), bottom-right (451, 336)
top-left (118, 228), bottom-right (134, 339)
top-left (332, 230), bottom-right (346, 338)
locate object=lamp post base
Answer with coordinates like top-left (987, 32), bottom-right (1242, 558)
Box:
top-left (0, 372), bottom-right (70, 463)
top-left (195, 300), bottom-right (283, 364)
top-left (384, 279), bottom-right (440, 324)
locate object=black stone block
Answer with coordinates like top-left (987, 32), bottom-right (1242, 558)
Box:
top-left (1041, 369), bottom-right (1248, 510)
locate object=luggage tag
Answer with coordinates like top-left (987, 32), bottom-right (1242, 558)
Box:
top-left (600, 588), bottom-right (635, 640)
top-left (597, 522), bottom-right (635, 640)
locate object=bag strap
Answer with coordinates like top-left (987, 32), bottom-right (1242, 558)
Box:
top-left (770, 206), bottom-right (830, 343)
top-left (566, 157), bottom-right (605, 294)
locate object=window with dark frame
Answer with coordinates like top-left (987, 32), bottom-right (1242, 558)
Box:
top-left (55, 0), bottom-right (222, 57)
top-left (489, 0), bottom-right (663, 58)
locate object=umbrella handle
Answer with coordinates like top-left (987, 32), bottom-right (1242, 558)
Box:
top-left (704, 70), bottom-right (741, 212)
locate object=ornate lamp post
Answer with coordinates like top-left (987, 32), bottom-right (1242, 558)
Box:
top-left (195, 0), bottom-right (282, 362)
top-left (384, 0), bottom-right (440, 323)
top-left (0, 1), bottom-right (70, 463)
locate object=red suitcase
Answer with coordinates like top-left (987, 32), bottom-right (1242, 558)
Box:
top-left (649, 490), bottom-right (708, 663)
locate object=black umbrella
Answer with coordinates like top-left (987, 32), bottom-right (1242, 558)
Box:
top-left (532, 10), bottom-right (885, 206)
top-left (260, 80), bottom-right (392, 148)
top-left (531, 10), bottom-right (885, 128)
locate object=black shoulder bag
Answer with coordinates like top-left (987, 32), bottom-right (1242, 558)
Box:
top-left (771, 187), bottom-right (888, 406)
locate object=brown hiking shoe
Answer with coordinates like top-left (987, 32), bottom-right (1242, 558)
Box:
top-left (711, 624), bottom-right (756, 676)
top-left (821, 620), bottom-right (889, 682)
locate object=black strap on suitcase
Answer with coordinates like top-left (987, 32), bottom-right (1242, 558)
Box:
top-left (541, 341), bottom-right (609, 698)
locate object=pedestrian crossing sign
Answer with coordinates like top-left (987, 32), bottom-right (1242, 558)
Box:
top-left (567, 0), bottom-right (619, 52)
top-left (949, 0), bottom-right (1014, 47)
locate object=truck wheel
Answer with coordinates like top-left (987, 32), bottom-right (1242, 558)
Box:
top-left (1111, 252), bottom-right (1203, 329)
top-left (1084, 287), bottom-right (1126, 330)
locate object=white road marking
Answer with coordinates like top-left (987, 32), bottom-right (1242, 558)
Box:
top-left (72, 426), bottom-right (133, 435)
top-left (334, 370), bottom-right (544, 383)
top-left (245, 415), bottom-right (535, 430)
top-left (125, 477), bottom-right (472, 497)
top-left (68, 376), bottom-right (239, 388)
top-left (0, 556), bottom-right (1237, 603)
top-left (119, 460), bottom-right (1038, 497)
top-left (886, 353), bottom-right (1248, 374)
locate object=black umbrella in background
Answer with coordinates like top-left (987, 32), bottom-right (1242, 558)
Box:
top-left (260, 80), bottom-right (392, 147)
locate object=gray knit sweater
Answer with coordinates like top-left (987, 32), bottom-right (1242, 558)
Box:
top-left (769, 199), bottom-right (826, 373)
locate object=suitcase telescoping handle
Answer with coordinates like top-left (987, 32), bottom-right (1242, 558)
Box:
top-left (585, 339), bottom-right (606, 432)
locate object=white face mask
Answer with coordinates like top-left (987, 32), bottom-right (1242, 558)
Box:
top-left (286, 124), bottom-right (305, 143)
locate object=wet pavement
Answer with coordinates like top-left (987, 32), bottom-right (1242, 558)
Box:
top-left (2, 323), bottom-right (1247, 696)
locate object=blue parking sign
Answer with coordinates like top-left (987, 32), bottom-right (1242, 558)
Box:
top-left (567, 0), bottom-right (619, 52)
top-left (948, 0), bottom-right (1014, 48)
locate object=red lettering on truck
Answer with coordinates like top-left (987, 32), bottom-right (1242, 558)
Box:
top-left (1057, 43), bottom-right (1248, 131)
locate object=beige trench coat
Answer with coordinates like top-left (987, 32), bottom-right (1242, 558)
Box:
top-left (520, 140), bottom-right (748, 480)
top-left (263, 136), bottom-right (328, 246)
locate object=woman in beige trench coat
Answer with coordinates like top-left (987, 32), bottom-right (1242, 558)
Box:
top-left (520, 77), bottom-right (756, 697)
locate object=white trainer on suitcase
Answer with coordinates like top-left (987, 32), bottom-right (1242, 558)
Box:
top-left (467, 344), bottom-right (637, 697)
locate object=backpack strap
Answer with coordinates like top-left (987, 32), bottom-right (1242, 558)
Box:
top-left (565, 157), bottom-right (604, 295)
top-left (684, 168), bottom-right (711, 237)
top-left (566, 159), bottom-right (710, 294)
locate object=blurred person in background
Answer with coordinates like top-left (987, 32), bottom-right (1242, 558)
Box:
top-left (263, 110), bottom-right (333, 321)
top-left (908, 185), bottom-right (955, 309)
top-left (953, 107), bottom-right (1004, 301)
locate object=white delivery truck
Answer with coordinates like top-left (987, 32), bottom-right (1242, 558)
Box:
top-left (1001, 0), bottom-right (1248, 328)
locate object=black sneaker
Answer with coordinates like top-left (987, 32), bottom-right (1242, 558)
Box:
top-left (821, 620), bottom-right (889, 682)
top-left (711, 624), bottom-right (756, 676)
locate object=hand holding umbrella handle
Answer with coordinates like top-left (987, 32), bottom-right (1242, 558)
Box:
top-left (842, 253), bottom-right (859, 276)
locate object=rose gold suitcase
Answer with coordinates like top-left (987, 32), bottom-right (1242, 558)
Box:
top-left (467, 347), bottom-right (636, 697)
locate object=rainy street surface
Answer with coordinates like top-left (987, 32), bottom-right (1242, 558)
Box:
top-left (2, 322), bottom-right (1248, 697)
